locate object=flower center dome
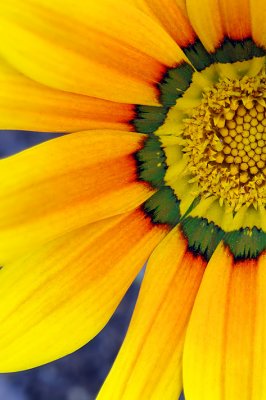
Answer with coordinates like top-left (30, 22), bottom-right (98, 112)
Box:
top-left (182, 71), bottom-right (266, 211)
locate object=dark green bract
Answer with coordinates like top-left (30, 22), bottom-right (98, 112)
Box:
top-left (181, 217), bottom-right (266, 261)
top-left (181, 217), bottom-right (224, 261)
top-left (135, 135), bottom-right (166, 188)
top-left (143, 186), bottom-right (180, 227)
top-left (225, 227), bottom-right (266, 260)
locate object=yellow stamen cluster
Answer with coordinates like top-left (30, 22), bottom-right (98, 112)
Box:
top-left (182, 71), bottom-right (266, 211)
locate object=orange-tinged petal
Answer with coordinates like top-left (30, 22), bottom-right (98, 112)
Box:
top-left (0, 0), bottom-right (184, 105)
top-left (0, 208), bottom-right (168, 372)
top-left (186, 0), bottom-right (224, 52)
top-left (183, 243), bottom-right (266, 400)
top-left (129, 0), bottom-right (196, 47)
top-left (98, 227), bottom-right (206, 399)
top-left (0, 130), bottom-right (153, 262)
top-left (219, 0), bottom-right (251, 41)
top-left (187, 0), bottom-right (251, 52)
top-left (250, 0), bottom-right (266, 49)
top-left (0, 58), bottom-right (135, 132)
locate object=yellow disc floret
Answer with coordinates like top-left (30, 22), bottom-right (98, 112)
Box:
top-left (182, 71), bottom-right (266, 211)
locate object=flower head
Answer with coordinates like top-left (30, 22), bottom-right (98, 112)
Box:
top-left (0, 0), bottom-right (266, 399)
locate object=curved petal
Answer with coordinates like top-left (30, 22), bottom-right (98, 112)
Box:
top-left (250, 0), bottom-right (266, 49)
top-left (187, 0), bottom-right (251, 52)
top-left (186, 0), bottom-right (224, 52)
top-left (0, 0), bottom-right (185, 105)
top-left (128, 0), bottom-right (196, 47)
top-left (183, 243), bottom-right (266, 400)
top-left (0, 208), bottom-right (168, 372)
top-left (98, 227), bottom-right (206, 399)
top-left (0, 58), bottom-right (135, 132)
top-left (0, 130), bottom-right (154, 262)
top-left (218, 0), bottom-right (251, 41)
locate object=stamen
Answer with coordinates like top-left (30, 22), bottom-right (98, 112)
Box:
top-left (182, 70), bottom-right (266, 211)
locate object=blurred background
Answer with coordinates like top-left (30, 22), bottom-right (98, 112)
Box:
top-left (0, 131), bottom-right (184, 400)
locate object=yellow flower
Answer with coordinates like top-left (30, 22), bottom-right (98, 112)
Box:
top-left (0, 0), bottom-right (266, 398)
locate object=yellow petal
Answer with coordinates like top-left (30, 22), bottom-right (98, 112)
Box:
top-left (250, 0), bottom-right (266, 49)
top-left (129, 0), bottom-right (196, 47)
top-left (219, 0), bottom-right (251, 40)
top-left (98, 227), bottom-right (206, 399)
top-left (0, 0), bottom-right (184, 105)
top-left (0, 208), bottom-right (168, 372)
top-left (183, 243), bottom-right (266, 400)
top-left (0, 57), bottom-right (135, 132)
top-left (186, 0), bottom-right (224, 52)
top-left (187, 0), bottom-right (251, 53)
top-left (0, 130), bottom-right (153, 262)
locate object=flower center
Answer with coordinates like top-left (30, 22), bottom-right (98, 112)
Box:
top-left (182, 71), bottom-right (266, 211)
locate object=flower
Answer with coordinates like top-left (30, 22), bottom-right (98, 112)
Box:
top-left (0, 0), bottom-right (266, 398)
